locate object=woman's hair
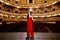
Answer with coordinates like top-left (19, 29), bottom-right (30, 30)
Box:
top-left (27, 12), bottom-right (32, 19)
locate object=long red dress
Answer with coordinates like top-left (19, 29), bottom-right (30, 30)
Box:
top-left (27, 15), bottom-right (34, 37)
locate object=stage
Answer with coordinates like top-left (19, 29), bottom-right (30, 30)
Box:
top-left (0, 32), bottom-right (60, 40)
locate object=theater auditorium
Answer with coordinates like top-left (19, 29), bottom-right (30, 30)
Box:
top-left (0, 0), bottom-right (60, 40)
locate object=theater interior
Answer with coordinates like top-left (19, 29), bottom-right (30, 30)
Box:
top-left (0, 0), bottom-right (60, 40)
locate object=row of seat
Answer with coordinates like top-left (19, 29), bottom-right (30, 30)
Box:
top-left (0, 2), bottom-right (29, 14)
top-left (1, 9), bottom-right (60, 20)
top-left (32, 3), bottom-right (60, 14)
top-left (1, 0), bottom-right (59, 8)
top-left (0, 1), bottom-right (60, 14)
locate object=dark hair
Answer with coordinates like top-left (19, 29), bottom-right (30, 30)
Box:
top-left (27, 12), bottom-right (32, 19)
top-left (30, 12), bottom-right (32, 16)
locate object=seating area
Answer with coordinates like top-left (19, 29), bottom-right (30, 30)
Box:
top-left (0, 22), bottom-right (60, 32)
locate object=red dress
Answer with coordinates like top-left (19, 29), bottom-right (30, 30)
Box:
top-left (27, 16), bottom-right (34, 37)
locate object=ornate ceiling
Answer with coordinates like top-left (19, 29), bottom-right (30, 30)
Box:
top-left (0, 0), bottom-right (60, 22)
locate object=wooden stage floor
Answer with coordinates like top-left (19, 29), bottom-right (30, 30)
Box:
top-left (0, 32), bottom-right (60, 40)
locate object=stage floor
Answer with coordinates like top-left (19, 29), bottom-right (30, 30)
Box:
top-left (0, 32), bottom-right (60, 40)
